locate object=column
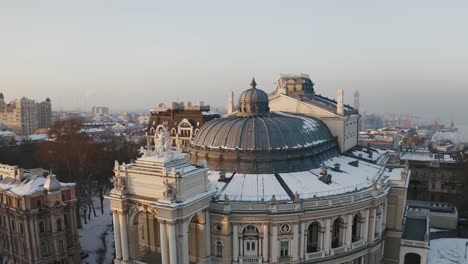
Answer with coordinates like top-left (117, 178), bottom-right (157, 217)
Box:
top-left (24, 217), bottom-right (33, 260)
top-left (324, 219), bottom-right (331, 255)
top-left (182, 223), bottom-right (189, 264)
top-left (169, 223), bottom-right (178, 264)
top-left (368, 207), bottom-right (376, 243)
top-left (363, 209), bottom-right (369, 243)
top-left (271, 225), bottom-right (278, 262)
top-left (346, 214), bottom-right (353, 248)
top-left (160, 222), bottom-right (169, 264)
top-left (29, 218), bottom-right (38, 260)
top-left (263, 224), bottom-right (269, 262)
top-left (382, 201), bottom-right (387, 229)
top-left (292, 224), bottom-right (299, 261)
top-left (299, 222), bottom-right (305, 260)
top-left (120, 213), bottom-right (129, 261)
top-left (113, 212), bottom-right (122, 260)
top-left (377, 205), bottom-right (383, 238)
top-left (205, 212), bottom-right (211, 257)
top-left (233, 225), bottom-right (239, 262)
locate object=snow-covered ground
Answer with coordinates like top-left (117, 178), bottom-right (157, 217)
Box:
top-left (79, 198), bottom-right (115, 264)
top-left (429, 238), bottom-right (468, 264)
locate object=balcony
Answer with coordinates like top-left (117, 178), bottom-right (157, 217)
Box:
top-left (351, 240), bottom-right (365, 249)
top-left (278, 256), bottom-right (292, 263)
top-left (305, 251), bottom-right (324, 260)
top-left (239, 256), bottom-right (262, 264)
top-left (330, 245), bottom-right (346, 255)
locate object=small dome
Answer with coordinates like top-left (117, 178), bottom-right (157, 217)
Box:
top-left (44, 174), bottom-right (61, 194)
top-left (45, 97), bottom-right (51, 102)
top-left (237, 78), bottom-right (270, 116)
top-left (0, 93), bottom-right (4, 99)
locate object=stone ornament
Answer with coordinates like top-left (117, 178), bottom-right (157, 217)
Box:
top-left (280, 224), bottom-right (291, 234)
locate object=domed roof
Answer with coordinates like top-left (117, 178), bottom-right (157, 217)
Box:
top-left (188, 112), bottom-right (338, 174)
top-left (237, 78), bottom-right (270, 116)
top-left (192, 113), bottom-right (333, 150)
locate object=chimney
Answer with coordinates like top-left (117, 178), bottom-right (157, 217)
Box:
top-left (337, 89), bottom-right (344, 116)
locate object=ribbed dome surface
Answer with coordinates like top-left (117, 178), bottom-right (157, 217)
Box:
top-left (192, 112), bottom-right (333, 150)
top-left (238, 87), bottom-right (269, 105)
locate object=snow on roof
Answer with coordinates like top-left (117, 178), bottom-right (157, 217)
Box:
top-left (428, 238), bottom-right (468, 264)
top-left (27, 134), bottom-right (48, 141)
top-left (400, 151), bottom-right (456, 163)
top-left (201, 110), bottom-right (219, 116)
top-left (0, 130), bottom-right (15, 137)
top-left (219, 174), bottom-right (289, 202)
top-left (281, 155), bottom-right (382, 198)
top-left (211, 155), bottom-right (386, 202)
top-left (0, 173), bottom-right (74, 196)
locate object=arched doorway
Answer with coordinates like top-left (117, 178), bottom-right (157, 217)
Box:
top-left (130, 211), bottom-right (162, 263)
top-left (404, 253), bottom-right (421, 264)
top-left (332, 218), bottom-right (345, 248)
top-left (307, 222), bottom-right (321, 253)
top-left (188, 213), bottom-right (205, 264)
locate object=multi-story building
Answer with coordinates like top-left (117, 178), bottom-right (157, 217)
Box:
top-left (91, 106), bottom-right (109, 115)
top-left (0, 164), bottom-right (81, 264)
top-left (0, 93), bottom-right (52, 135)
top-left (147, 101), bottom-right (220, 151)
top-left (108, 79), bottom-right (414, 264)
top-left (37, 98), bottom-right (52, 129)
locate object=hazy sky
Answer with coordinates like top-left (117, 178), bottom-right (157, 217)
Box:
top-left (1, 0), bottom-right (467, 124)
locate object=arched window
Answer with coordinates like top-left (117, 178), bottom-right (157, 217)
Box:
top-left (352, 213), bottom-right (364, 242)
top-left (404, 253), bottom-right (421, 264)
top-left (307, 222), bottom-right (320, 253)
top-left (332, 218), bottom-right (344, 248)
top-left (243, 225), bottom-right (259, 257)
top-left (215, 241), bottom-right (224, 257)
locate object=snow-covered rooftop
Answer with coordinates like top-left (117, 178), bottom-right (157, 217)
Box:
top-left (208, 154), bottom-right (387, 202)
top-left (428, 238), bottom-right (468, 264)
top-left (0, 173), bottom-right (74, 196)
top-left (400, 151), bottom-right (456, 163)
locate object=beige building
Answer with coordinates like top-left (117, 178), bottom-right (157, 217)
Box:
top-left (0, 164), bottom-right (81, 264)
top-left (0, 93), bottom-right (52, 135)
top-left (268, 74), bottom-right (360, 153)
top-left (108, 79), bottom-right (415, 264)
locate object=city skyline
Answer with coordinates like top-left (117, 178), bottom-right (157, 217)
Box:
top-left (1, 0), bottom-right (467, 123)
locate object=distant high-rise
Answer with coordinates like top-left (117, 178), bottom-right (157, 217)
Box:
top-left (354, 90), bottom-right (360, 112)
top-left (0, 93), bottom-right (52, 135)
top-left (91, 106), bottom-right (109, 115)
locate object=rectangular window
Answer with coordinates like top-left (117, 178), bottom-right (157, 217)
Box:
top-left (39, 221), bottom-right (45, 233)
top-left (280, 241), bottom-right (289, 257)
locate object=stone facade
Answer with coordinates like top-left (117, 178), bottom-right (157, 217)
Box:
top-left (0, 164), bottom-right (81, 264)
top-left (0, 94), bottom-right (52, 135)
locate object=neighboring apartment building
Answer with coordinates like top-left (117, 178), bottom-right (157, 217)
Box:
top-left (108, 80), bottom-right (413, 264)
top-left (0, 164), bottom-right (81, 264)
top-left (0, 93), bottom-right (52, 135)
top-left (147, 101), bottom-right (220, 151)
top-left (91, 106), bottom-right (109, 115)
